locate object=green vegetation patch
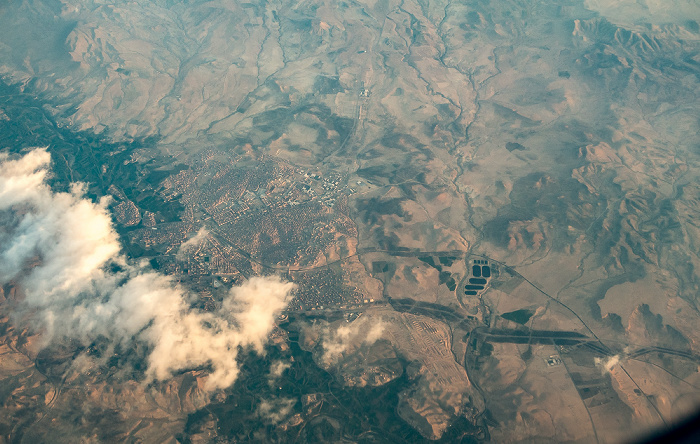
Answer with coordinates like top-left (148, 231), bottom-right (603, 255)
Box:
top-left (438, 271), bottom-right (456, 291)
top-left (438, 256), bottom-right (457, 266)
top-left (500, 309), bottom-right (535, 325)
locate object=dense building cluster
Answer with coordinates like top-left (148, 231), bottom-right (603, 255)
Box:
top-left (287, 268), bottom-right (364, 311)
top-left (112, 200), bottom-right (141, 226)
top-left (119, 151), bottom-right (363, 309)
top-left (159, 154), bottom-right (357, 265)
top-left (127, 221), bottom-right (195, 251)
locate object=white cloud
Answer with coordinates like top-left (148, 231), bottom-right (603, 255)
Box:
top-left (257, 398), bottom-right (295, 424)
top-left (0, 148), bottom-right (121, 304)
top-left (267, 360), bottom-right (292, 389)
top-left (320, 317), bottom-right (385, 366)
top-left (0, 148), bottom-right (296, 391)
top-left (365, 320), bottom-right (385, 344)
top-left (269, 360), bottom-right (291, 384)
top-left (322, 324), bottom-right (354, 365)
top-left (176, 227), bottom-right (209, 261)
top-left (594, 355), bottom-right (620, 374)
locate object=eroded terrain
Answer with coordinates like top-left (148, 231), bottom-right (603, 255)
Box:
top-left (1, 0), bottom-right (700, 442)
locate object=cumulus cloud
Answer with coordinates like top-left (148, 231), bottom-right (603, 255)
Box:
top-left (257, 398), bottom-right (296, 424)
top-left (321, 318), bottom-right (385, 365)
top-left (268, 360), bottom-right (291, 386)
top-left (176, 227), bottom-right (209, 261)
top-left (322, 324), bottom-right (354, 364)
top-left (365, 321), bottom-right (385, 344)
top-left (594, 355), bottom-right (620, 374)
top-left (0, 148), bottom-right (295, 390)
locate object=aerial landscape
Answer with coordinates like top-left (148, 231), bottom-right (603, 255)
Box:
top-left (1, 0), bottom-right (700, 442)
